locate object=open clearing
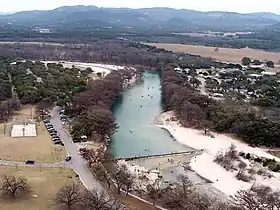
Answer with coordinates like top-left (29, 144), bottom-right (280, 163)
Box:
top-left (0, 105), bottom-right (66, 163)
top-left (0, 166), bottom-right (78, 210)
top-left (147, 43), bottom-right (280, 64)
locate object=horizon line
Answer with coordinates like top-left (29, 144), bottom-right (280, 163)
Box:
top-left (2, 5), bottom-right (279, 15)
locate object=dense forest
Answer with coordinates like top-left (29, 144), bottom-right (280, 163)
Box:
top-left (161, 69), bottom-right (280, 147)
top-left (0, 41), bottom-right (223, 69)
top-left (10, 61), bottom-right (90, 105)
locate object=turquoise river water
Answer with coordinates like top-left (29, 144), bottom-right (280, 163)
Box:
top-left (109, 70), bottom-right (191, 158)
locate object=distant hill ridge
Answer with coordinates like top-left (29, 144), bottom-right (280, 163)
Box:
top-left (0, 5), bottom-right (279, 31)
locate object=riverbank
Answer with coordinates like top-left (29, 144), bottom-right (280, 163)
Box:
top-left (155, 111), bottom-right (280, 196)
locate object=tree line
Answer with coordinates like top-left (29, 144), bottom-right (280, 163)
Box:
top-left (0, 57), bottom-right (21, 122)
top-left (70, 68), bottom-right (139, 143)
top-left (161, 69), bottom-right (280, 147)
top-left (0, 41), bottom-right (224, 70)
top-left (2, 170), bottom-right (280, 210)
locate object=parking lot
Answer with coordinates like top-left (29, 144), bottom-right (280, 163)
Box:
top-left (0, 105), bottom-right (66, 163)
top-left (43, 119), bottom-right (63, 146)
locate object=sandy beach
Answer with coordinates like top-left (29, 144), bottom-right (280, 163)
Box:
top-left (42, 61), bottom-right (126, 76)
top-left (156, 111), bottom-right (280, 196)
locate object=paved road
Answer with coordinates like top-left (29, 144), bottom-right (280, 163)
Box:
top-left (0, 160), bottom-right (70, 168)
top-left (50, 107), bottom-right (103, 191)
top-left (198, 77), bottom-right (208, 96)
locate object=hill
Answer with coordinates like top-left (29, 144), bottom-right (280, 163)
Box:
top-left (0, 5), bottom-right (279, 32)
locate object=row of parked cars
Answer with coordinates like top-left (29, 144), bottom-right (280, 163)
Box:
top-left (43, 119), bottom-right (64, 146)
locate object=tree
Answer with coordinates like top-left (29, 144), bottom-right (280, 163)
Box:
top-left (176, 175), bottom-right (194, 195)
top-left (83, 189), bottom-right (121, 210)
top-left (72, 106), bottom-right (118, 142)
top-left (122, 170), bottom-right (135, 196)
top-left (143, 179), bottom-right (164, 206)
top-left (242, 57), bottom-right (251, 66)
top-left (92, 165), bottom-right (112, 189)
top-left (96, 72), bottom-right (102, 78)
top-left (199, 120), bottom-right (213, 134)
top-left (0, 175), bottom-right (30, 198)
top-left (111, 164), bottom-right (134, 195)
top-left (266, 60), bottom-right (275, 68)
top-left (231, 185), bottom-right (280, 210)
top-left (55, 183), bottom-right (83, 210)
top-left (252, 59), bottom-right (262, 65)
top-left (189, 77), bottom-right (202, 88)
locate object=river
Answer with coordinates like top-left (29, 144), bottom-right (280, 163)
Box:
top-left (109, 70), bottom-right (192, 158)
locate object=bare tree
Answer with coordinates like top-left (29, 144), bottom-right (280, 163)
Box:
top-left (0, 175), bottom-right (30, 198)
top-left (111, 164), bottom-right (134, 195)
top-left (143, 179), bottom-right (164, 206)
top-left (83, 189), bottom-right (121, 210)
top-left (200, 120), bottom-right (213, 135)
top-left (92, 165), bottom-right (112, 189)
top-left (231, 185), bottom-right (280, 210)
top-left (55, 183), bottom-right (83, 210)
top-left (176, 174), bottom-right (195, 195)
top-left (123, 173), bottom-right (134, 196)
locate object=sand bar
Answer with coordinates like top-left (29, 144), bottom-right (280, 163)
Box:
top-left (156, 111), bottom-right (280, 196)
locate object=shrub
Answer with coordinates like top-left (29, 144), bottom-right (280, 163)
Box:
top-left (254, 157), bottom-right (262, 163)
top-left (236, 170), bottom-right (250, 182)
top-left (225, 144), bottom-right (239, 160)
top-left (269, 164), bottom-right (280, 172)
top-left (239, 152), bottom-right (245, 157)
top-left (245, 153), bottom-right (251, 159)
top-left (263, 158), bottom-right (276, 167)
top-left (248, 167), bottom-right (256, 175)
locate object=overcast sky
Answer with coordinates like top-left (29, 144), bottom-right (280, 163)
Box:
top-left (0, 0), bottom-right (279, 14)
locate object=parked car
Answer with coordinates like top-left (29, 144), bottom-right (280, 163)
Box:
top-left (52, 138), bottom-right (61, 142)
top-left (25, 160), bottom-right (35, 164)
top-left (53, 141), bottom-right (62, 145)
top-left (65, 156), bottom-right (72, 162)
top-left (73, 138), bottom-right (81, 143)
top-left (59, 110), bottom-right (65, 115)
top-left (48, 129), bottom-right (57, 133)
top-left (43, 120), bottom-right (50, 124)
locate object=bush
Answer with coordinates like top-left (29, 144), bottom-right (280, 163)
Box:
top-left (263, 158), bottom-right (276, 167)
top-left (239, 152), bottom-right (245, 157)
top-left (248, 167), bottom-right (256, 175)
top-left (236, 170), bottom-right (250, 182)
top-left (245, 153), bottom-right (251, 159)
top-left (254, 157), bottom-right (263, 163)
top-left (269, 164), bottom-right (280, 172)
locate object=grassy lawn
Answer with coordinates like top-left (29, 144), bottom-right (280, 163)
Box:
top-left (146, 43), bottom-right (280, 64)
top-left (0, 105), bottom-right (66, 163)
top-left (0, 166), bottom-right (79, 210)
